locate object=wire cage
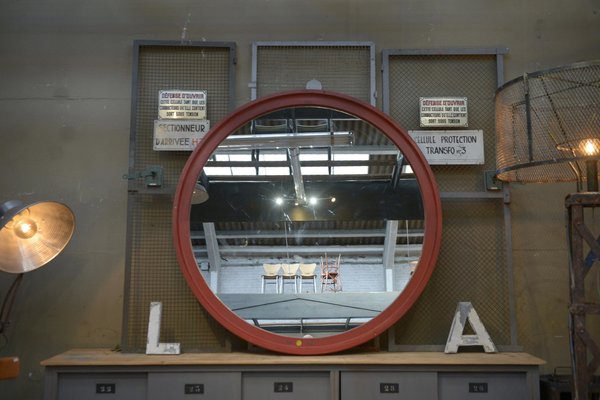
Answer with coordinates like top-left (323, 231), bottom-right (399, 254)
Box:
top-left (495, 60), bottom-right (600, 187)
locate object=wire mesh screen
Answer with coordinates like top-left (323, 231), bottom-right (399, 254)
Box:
top-left (123, 43), bottom-right (234, 352)
top-left (387, 54), bottom-right (498, 192)
top-left (385, 52), bottom-right (513, 347)
top-left (393, 199), bottom-right (510, 346)
top-left (255, 43), bottom-right (373, 103)
top-left (496, 60), bottom-right (600, 184)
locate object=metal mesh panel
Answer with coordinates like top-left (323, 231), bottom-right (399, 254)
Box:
top-left (256, 44), bottom-right (372, 103)
top-left (393, 199), bottom-right (511, 346)
top-left (387, 54), bottom-right (498, 192)
top-left (385, 52), bottom-right (511, 347)
top-left (495, 60), bottom-right (600, 184)
top-left (123, 43), bottom-right (234, 352)
top-left (134, 46), bottom-right (232, 187)
top-left (124, 194), bottom-right (229, 351)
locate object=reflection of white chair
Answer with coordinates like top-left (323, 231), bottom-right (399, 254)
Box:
top-left (262, 263), bottom-right (281, 293)
top-left (280, 263), bottom-right (299, 293)
top-left (298, 263), bottom-right (317, 293)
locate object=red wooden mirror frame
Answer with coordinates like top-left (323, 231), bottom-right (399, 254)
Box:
top-left (173, 90), bottom-right (442, 355)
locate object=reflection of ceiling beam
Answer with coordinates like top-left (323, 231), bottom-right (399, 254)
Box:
top-left (191, 228), bottom-right (425, 240)
top-left (391, 155), bottom-right (406, 190)
top-left (202, 222), bottom-right (221, 271)
top-left (383, 220), bottom-right (399, 292)
top-left (288, 147), bottom-right (307, 204)
top-left (192, 244), bottom-right (423, 256)
top-left (383, 220), bottom-right (400, 265)
top-left (219, 131), bottom-right (353, 150)
top-left (205, 159), bottom-right (396, 169)
top-left (204, 174), bottom-right (394, 183)
top-left (214, 145), bottom-right (399, 155)
top-left (190, 179), bottom-right (423, 222)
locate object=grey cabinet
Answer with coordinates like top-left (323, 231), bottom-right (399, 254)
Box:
top-left (42, 350), bottom-right (543, 400)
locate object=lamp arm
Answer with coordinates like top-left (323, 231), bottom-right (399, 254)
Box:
top-left (0, 274), bottom-right (24, 336)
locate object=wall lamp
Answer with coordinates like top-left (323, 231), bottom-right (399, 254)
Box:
top-left (123, 165), bottom-right (164, 187)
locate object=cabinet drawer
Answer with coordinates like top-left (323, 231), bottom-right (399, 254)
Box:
top-left (57, 373), bottom-right (146, 400)
top-left (147, 371), bottom-right (241, 400)
top-left (243, 371), bottom-right (330, 400)
top-left (341, 371), bottom-right (437, 400)
top-left (438, 372), bottom-right (527, 400)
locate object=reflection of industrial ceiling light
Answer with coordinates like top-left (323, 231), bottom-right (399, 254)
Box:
top-left (0, 200), bottom-right (76, 274)
top-left (191, 183), bottom-right (209, 204)
top-left (220, 131), bottom-right (353, 150)
top-left (274, 195), bottom-right (335, 207)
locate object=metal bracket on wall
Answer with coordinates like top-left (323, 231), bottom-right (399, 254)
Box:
top-left (123, 165), bottom-right (164, 187)
top-left (484, 170), bottom-right (502, 191)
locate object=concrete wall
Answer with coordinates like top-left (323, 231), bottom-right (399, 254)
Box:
top-left (1, 1), bottom-right (599, 398)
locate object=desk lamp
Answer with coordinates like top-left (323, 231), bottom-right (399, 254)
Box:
top-left (0, 200), bottom-right (75, 379)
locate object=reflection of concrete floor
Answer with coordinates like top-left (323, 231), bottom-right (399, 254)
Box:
top-left (218, 292), bottom-right (399, 320)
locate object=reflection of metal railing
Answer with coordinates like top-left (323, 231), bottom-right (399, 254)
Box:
top-left (221, 289), bottom-right (394, 335)
top-left (248, 317), bottom-right (372, 335)
top-left (191, 225), bottom-right (425, 261)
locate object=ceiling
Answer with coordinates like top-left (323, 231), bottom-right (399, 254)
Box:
top-left (190, 108), bottom-right (424, 264)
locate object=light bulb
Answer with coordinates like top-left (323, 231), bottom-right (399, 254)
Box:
top-left (13, 217), bottom-right (38, 239)
top-left (309, 197), bottom-right (317, 205)
top-left (580, 139), bottom-right (600, 156)
top-left (330, 197), bottom-right (336, 203)
top-left (275, 197), bottom-right (283, 205)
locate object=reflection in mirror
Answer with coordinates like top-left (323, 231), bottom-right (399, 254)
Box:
top-left (190, 107), bottom-right (424, 337)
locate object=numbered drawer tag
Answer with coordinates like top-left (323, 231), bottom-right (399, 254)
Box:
top-left (380, 383), bottom-right (400, 394)
top-left (96, 383), bottom-right (116, 394)
top-left (469, 382), bottom-right (489, 393)
top-left (274, 382), bottom-right (294, 393)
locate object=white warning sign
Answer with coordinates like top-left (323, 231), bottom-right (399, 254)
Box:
top-left (153, 120), bottom-right (210, 151)
top-left (158, 90), bottom-right (207, 120)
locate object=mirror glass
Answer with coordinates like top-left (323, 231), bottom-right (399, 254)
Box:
top-left (189, 106), bottom-right (424, 338)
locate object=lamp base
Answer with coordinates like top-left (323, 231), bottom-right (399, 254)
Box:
top-left (0, 356), bottom-right (20, 379)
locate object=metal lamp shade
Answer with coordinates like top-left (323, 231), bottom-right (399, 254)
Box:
top-left (495, 60), bottom-right (600, 186)
top-left (0, 200), bottom-right (75, 273)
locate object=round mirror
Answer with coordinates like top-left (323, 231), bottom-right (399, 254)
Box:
top-left (173, 91), bottom-right (442, 354)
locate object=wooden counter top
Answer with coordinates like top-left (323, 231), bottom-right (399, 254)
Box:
top-left (42, 349), bottom-right (545, 367)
